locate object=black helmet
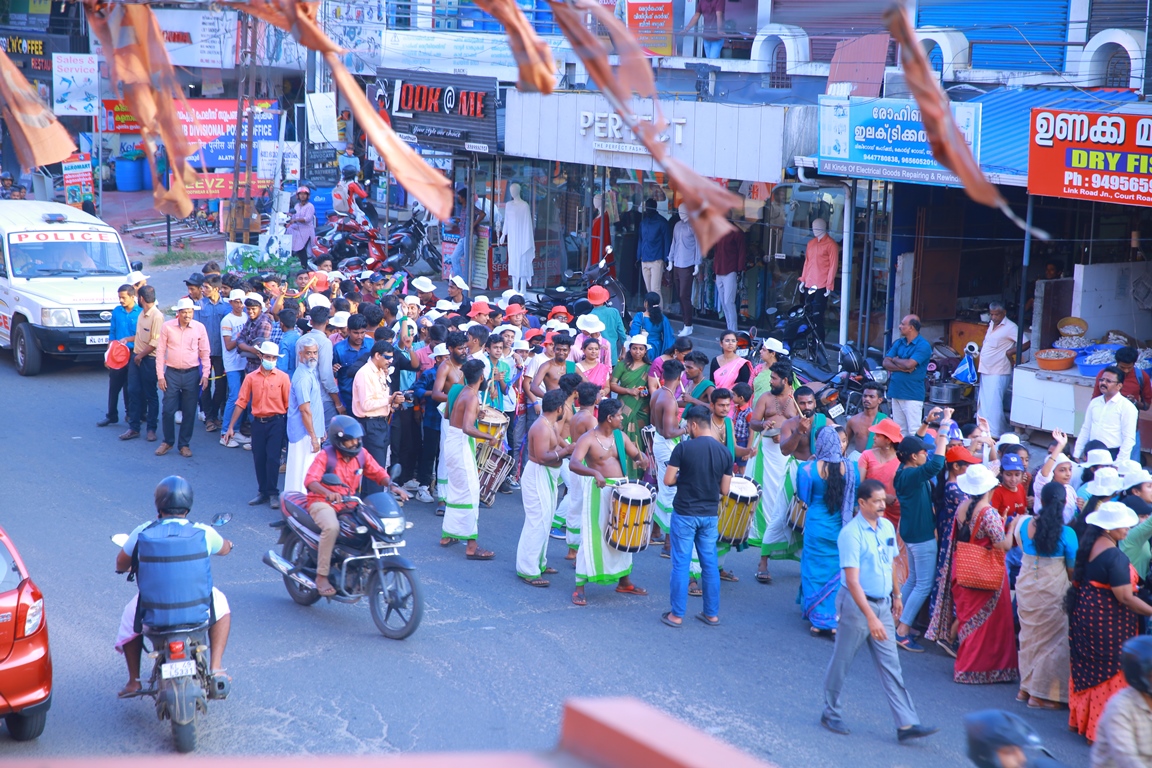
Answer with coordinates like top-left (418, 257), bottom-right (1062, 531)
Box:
top-left (964, 709), bottom-right (1052, 767)
top-left (1122, 635), bottom-right (1152, 695)
top-left (342, 167), bottom-right (358, 180)
top-left (839, 342), bottom-right (865, 375)
top-left (155, 475), bottom-right (193, 515)
top-left (0, 171), bottom-right (11, 181)
top-left (327, 415), bottom-right (364, 457)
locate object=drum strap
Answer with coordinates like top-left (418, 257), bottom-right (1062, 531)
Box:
top-left (865, 413), bottom-right (887, 450)
top-left (614, 430), bottom-right (630, 481)
top-left (446, 383), bottom-right (463, 421)
top-left (724, 417), bottom-right (734, 456)
top-left (809, 413), bottom-right (827, 454)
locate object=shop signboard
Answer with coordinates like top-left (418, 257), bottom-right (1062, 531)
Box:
top-left (627, 0), bottom-right (674, 56)
top-left (380, 30), bottom-right (568, 85)
top-left (375, 68), bottom-right (499, 153)
top-left (258, 140), bottom-right (301, 182)
top-left (100, 99), bottom-right (280, 169)
top-left (817, 96), bottom-right (982, 186)
top-left (89, 9), bottom-right (238, 69)
top-left (51, 53), bottom-right (98, 116)
top-left (307, 146), bottom-right (339, 185)
top-left (175, 172), bottom-right (270, 200)
top-left (61, 153), bottom-right (94, 208)
top-left (1027, 108), bottom-right (1152, 208)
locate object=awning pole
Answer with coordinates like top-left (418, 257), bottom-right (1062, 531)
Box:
top-left (1016, 194), bottom-right (1034, 362)
top-left (838, 182), bottom-right (854, 347)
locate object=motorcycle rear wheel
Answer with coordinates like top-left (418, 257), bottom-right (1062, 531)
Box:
top-left (172, 720), bottom-right (196, 753)
top-left (282, 539), bottom-right (321, 606)
top-left (368, 567), bottom-right (423, 640)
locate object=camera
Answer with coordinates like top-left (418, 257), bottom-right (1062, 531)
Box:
top-left (404, 391), bottom-right (414, 403)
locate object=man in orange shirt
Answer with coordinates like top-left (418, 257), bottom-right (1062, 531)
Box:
top-left (155, 297), bottom-right (211, 458)
top-left (799, 218), bottom-right (839, 344)
top-left (225, 341), bottom-right (292, 508)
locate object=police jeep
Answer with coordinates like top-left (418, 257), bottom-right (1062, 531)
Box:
top-left (0, 201), bottom-right (134, 375)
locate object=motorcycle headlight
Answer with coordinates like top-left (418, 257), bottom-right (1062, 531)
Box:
top-left (41, 308), bottom-right (72, 327)
top-left (382, 516), bottom-right (406, 536)
top-left (870, 368), bottom-right (889, 384)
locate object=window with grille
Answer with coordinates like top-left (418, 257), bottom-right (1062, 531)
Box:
top-left (1105, 49), bottom-right (1132, 88)
top-left (769, 45), bottom-right (791, 88)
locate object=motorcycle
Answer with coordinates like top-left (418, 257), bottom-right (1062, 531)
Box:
top-left (766, 284), bottom-right (830, 369)
top-left (111, 512), bottom-right (233, 753)
top-left (263, 469), bottom-right (423, 640)
top-left (525, 246), bottom-right (629, 325)
top-left (311, 212), bottom-right (441, 278)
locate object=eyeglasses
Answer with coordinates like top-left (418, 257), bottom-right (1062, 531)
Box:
top-left (1101, 378), bottom-right (1120, 385)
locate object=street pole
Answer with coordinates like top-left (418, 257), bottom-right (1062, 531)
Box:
top-left (227, 11), bottom-right (253, 242)
top-left (1015, 194), bottom-right (1034, 363)
top-left (95, 115), bottom-right (102, 218)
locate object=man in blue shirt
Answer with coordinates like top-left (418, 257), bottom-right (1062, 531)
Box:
top-left (276, 308), bottom-right (301, 376)
top-left (333, 314), bottom-right (372, 410)
top-left (99, 283), bottom-right (141, 429)
top-left (882, 314), bottom-right (932, 435)
top-left (285, 337), bottom-right (325, 494)
top-left (821, 478), bottom-right (938, 744)
top-left (195, 275), bottom-right (231, 432)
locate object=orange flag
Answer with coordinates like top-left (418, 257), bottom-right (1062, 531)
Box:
top-left (84, 1), bottom-right (196, 218)
top-left (0, 49), bottom-right (75, 170)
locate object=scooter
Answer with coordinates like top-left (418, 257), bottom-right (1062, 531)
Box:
top-left (767, 284), bottom-right (830, 369)
top-left (263, 468), bottom-right (422, 640)
top-left (526, 247), bottom-right (630, 325)
top-left (111, 512), bottom-right (232, 753)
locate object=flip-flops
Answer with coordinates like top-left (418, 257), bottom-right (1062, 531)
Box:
top-left (440, 538), bottom-right (459, 547)
top-left (615, 584), bottom-right (648, 596)
top-left (571, 590), bottom-right (587, 606)
top-left (661, 611), bottom-right (682, 628)
top-left (466, 549), bottom-right (495, 560)
top-left (719, 570), bottom-right (739, 582)
top-left (695, 612), bottom-right (720, 627)
top-left (755, 571), bottom-right (772, 584)
top-left (521, 577), bottom-right (550, 588)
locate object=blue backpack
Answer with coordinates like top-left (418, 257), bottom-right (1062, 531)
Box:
top-left (132, 521), bottom-right (213, 632)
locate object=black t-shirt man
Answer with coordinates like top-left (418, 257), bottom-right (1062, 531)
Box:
top-left (667, 435), bottom-right (732, 516)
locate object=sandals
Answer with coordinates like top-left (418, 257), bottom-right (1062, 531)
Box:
top-left (719, 570), bottom-right (739, 582)
top-left (117, 682), bottom-right (142, 699)
top-left (661, 611), bottom-right (682, 628)
top-left (1028, 697), bottom-right (1064, 710)
top-left (521, 577), bottom-right (550, 588)
top-left (615, 584), bottom-right (648, 596)
top-left (316, 582), bottom-right (337, 597)
top-left (543, 567), bottom-right (558, 575)
top-left (439, 538), bottom-right (459, 547)
top-left (466, 549), bottom-right (495, 560)
top-left (571, 590), bottom-right (587, 606)
top-left (695, 612), bottom-right (720, 627)
top-left (688, 581), bottom-right (703, 597)
top-left (755, 571), bottom-right (773, 584)
top-left (1016, 690), bottom-right (1031, 702)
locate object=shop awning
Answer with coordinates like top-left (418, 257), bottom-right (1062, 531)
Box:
top-left (962, 86), bottom-right (1146, 187)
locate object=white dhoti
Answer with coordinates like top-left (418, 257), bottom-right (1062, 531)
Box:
top-left (284, 437), bottom-right (321, 495)
top-left (761, 456), bottom-right (801, 560)
top-left (553, 458), bottom-right (571, 529)
top-left (565, 472), bottom-right (587, 549)
top-left (575, 478), bottom-right (632, 586)
top-left (436, 414), bottom-right (449, 502)
top-left (442, 425), bottom-right (479, 541)
top-left (116, 589), bottom-right (229, 652)
top-left (978, 372), bottom-right (1011, 438)
top-left (516, 461), bottom-right (559, 579)
top-left (745, 436), bottom-right (788, 548)
top-left (652, 433), bottom-right (680, 532)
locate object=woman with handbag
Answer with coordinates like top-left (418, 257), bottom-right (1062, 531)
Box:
top-left (949, 463), bottom-right (1019, 685)
top-left (1012, 481), bottom-right (1078, 710)
top-left (925, 445), bottom-right (979, 656)
top-left (1067, 502), bottom-right (1152, 742)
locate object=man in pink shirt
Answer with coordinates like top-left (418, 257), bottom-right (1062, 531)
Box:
top-left (155, 297), bottom-right (211, 457)
top-left (799, 218), bottom-right (838, 344)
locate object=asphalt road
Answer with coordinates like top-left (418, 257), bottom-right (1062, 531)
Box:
top-left (0, 352), bottom-right (1092, 766)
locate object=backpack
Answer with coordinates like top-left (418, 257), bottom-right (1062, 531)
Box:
top-left (322, 445), bottom-right (367, 496)
top-left (132, 521), bottom-right (213, 633)
top-left (332, 179), bottom-right (351, 214)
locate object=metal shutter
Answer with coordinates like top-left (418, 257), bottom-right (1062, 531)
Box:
top-left (1087, 0), bottom-right (1146, 39)
top-left (917, 0), bottom-right (1071, 72)
top-left (770, 0), bottom-right (891, 63)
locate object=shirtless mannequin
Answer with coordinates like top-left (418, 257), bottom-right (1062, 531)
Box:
top-left (441, 359), bottom-right (500, 558)
top-left (844, 382), bottom-right (888, 456)
top-left (569, 399), bottom-right (650, 604)
top-left (531, 334), bottom-right (573, 399)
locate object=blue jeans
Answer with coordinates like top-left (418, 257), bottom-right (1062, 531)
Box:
top-left (221, 369), bottom-right (245, 430)
top-left (669, 514), bottom-right (719, 619)
top-left (702, 39), bottom-right (723, 59)
top-left (448, 233), bottom-right (471, 284)
top-left (899, 539), bottom-right (938, 628)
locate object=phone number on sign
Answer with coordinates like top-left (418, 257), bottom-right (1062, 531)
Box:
top-left (1090, 173), bottom-right (1152, 192)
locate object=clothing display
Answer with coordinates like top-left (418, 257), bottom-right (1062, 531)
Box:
top-left (503, 183), bottom-right (535, 294)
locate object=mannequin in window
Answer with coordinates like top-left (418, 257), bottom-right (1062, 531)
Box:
top-left (666, 204), bottom-right (702, 336)
top-left (638, 198), bottom-right (671, 295)
top-left (501, 183), bottom-right (535, 296)
top-left (589, 193), bottom-right (612, 272)
top-left (799, 217), bottom-right (838, 343)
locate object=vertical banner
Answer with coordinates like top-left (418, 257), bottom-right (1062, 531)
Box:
top-left (52, 53), bottom-right (98, 116)
top-left (627, 0), bottom-right (674, 56)
top-left (305, 92), bottom-right (340, 148)
top-left (61, 153), bottom-right (94, 208)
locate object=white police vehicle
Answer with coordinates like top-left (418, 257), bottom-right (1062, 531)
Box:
top-left (0, 201), bottom-right (134, 375)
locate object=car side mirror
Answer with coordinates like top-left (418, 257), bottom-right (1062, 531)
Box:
top-left (212, 513), bottom-right (233, 527)
top-left (111, 533), bottom-right (129, 548)
top-left (130, 261), bottom-right (144, 272)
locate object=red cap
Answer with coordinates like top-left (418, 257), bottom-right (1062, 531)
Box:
top-left (867, 418), bottom-right (903, 445)
top-left (504, 303), bottom-right (526, 316)
top-left (587, 285), bottom-right (610, 305)
top-left (548, 305), bottom-right (570, 320)
top-left (544, 331), bottom-right (557, 344)
top-left (105, 340), bottom-right (131, 370)
top-left (467, 302), bottom-right (493, 318)
top-left (945, 446), bottom-right (979, 464)
top-left (524, 328), bottom-right (544, 341)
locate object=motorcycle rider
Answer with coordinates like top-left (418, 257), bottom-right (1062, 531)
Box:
top-left (114, 476), bottom-right (233, 698)
top-left (303, 415), bottom-right (408, 597)
top-left (963, 709), bottom-right (1066, 767)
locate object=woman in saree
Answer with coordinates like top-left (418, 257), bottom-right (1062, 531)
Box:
top-left (610, 335), bottom-right (652, 480)
top-left (576, 337), bottom-right (611, 400)
top-left (1012, 481), bottom-right (1078, 709)
top-left (647, 336), bottom-right (692, 399)
top-left (924, 446), bottom-right (979, 655)
top-left (709, 331), bottom-right (751, 409)
top-left (950, 463), bottom-right (1019, 685)
top-left (796, 425), bottom-right (858, 636)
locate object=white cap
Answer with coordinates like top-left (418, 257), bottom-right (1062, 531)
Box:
top-left (498, 288), bottom-right (519, 309)
top-left (460, 321), bottom-right (476, 331)
top-left (424, 309), bottom-right (443, 321)
top-left (512, 340), bottom-right (530, 351)
top-left (1122, 468), bottom-right (1152, 491)
top-left (625, 333), bottom-right (650, 348)
top-left (493, 324), bottom-right (519, 339)
top-left (432, 343), bottom-right (449, 357)
top-left (307, 294), bottom-right (332, 309)
top-left (996, 433), bottom-right (1021, 447)
top-left (327, 270), bottom-right (344, 281)
top-left (329, 311), bottom-right (350, 328)
top-left (435, 299), bottom-right (459, 312)
top-left (228, 289), bottom-right (246, 302)
top-left (245, 292), bottom-right (265, 306)
top-left (957, 464), bottom-right (1000, 497)
top-left (127, 270), bottom-right (148, 283)
top-left (1084, 448), bottom-right (1116, 468)
top-left (450, 275), bottom-right (469, 291)
top-left (1116, 459), bottom-right (1144, 480)
top-left (473, 295), bottom-right (491, 305)
top-left (403, 295), bottom-right (421, 306)
top-left (257, 340), bottom-right (281, 357)
top-left (173, 297), bottom-right (195, 312)
top-left (411, 276), bottom-right (436, 293)
top-left (1084, 467), bottom-right (1124, 497)
top-left (358, 270), bottom-right (375, 281)
top-left (764, 337), bottom-right (789, 356)
top-left (576, 314), bottom-right (606, 334)
top-left (1086, 501), bottom-right (1140, 531)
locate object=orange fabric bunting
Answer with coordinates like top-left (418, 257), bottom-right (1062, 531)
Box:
top-left (0, 49), bottom-right (75, 170)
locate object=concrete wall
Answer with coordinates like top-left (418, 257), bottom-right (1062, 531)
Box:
top-left (1071, 261), bottom-right (1152, 343)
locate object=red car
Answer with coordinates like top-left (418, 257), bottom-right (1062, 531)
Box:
top-left (0, 525), bottom-right (50, 740)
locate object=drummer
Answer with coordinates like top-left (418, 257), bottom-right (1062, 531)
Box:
top-left (708, 388), bottom-right (755, 584)
top-left (515, 389), bottom-right (573, 587)
top-left (554, 382), bottom-right (602, 560)
top-left (431, 331), bottom-right (469, 516)
top-left (439, 359), bottom-right (498, 560)
top-left (651, 360), bottom-right (688, 556)
top-left (661, 405), bottom-right (732, 628)
top-left (568, 399), bottom-right (650, 607)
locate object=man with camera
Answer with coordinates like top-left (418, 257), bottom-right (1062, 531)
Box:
top-left (352, 340), bottom-right (406, 495)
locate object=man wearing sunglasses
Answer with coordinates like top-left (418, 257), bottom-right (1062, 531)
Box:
top-left (352, 340), bottom-right (407, 494)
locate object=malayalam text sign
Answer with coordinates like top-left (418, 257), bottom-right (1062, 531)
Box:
top-left (51, 53), bottom-right (97, 116)
top-left (818, 96), bottom-right (981, 186)
top-left (627, 0), bottom-right (673, 56)
top-left (1027, 108), bottom-right (1152, 207)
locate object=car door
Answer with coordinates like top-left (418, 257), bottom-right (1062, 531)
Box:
top-left (0, 240), bottom-right (12, 347)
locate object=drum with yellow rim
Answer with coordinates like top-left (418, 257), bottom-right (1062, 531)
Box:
top-left (477, 406), bottom-right (508, 442)
top-left (605, 481), bottom-right (656, 553)
top-left (717, 477), bottom-right (761, 546)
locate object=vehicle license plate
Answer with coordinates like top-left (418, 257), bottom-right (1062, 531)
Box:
top-left (86, 335), bottom-right (108, 345)
top-left (161, 660), bottom-right (196, 679)
top-left (373, 539), bottom-right (405, 549)
top-left (828, 403), bottom-right (845, 419)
